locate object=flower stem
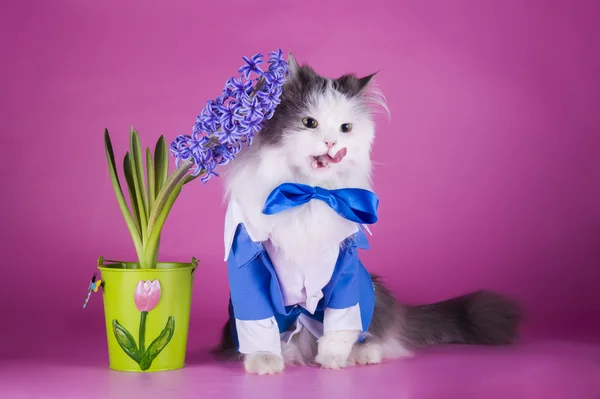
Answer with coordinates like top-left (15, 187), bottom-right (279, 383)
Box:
top-left (139, 311), bottom-right (148, 356)
top-left (146, 158), bottom-right (193, 240)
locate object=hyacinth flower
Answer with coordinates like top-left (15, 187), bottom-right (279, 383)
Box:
top-left (169, 49), bottom-right (289, 184)
top-left (112, 280), bottom-right (175, 370)
top-left (103, 50), bottom-right (287, 271)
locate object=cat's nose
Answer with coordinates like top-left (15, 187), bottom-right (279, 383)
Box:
top-left (324, 141), bottom-right (337, 149)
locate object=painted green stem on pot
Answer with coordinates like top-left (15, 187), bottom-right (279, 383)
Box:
top-left (139, 316), bottom-right (176, 371)
top-left (139, 311), bottom-right (148, 357)
top-left (112, 320), bottom-right (141, 363)
top-left (112, 315), bottom-right (176, 371)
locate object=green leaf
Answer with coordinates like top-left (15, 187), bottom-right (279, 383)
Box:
top-left (123, 153), bottom-right (142, 238)
top-left (154, 136), bottom-right (169, 197)
top-left (146, 147), bottom-right (155, 212)
top-left (149, 237), bottom-right (160, 270)
top-left (125, 151), bottom-right (148, 251)
top-left (146, 158), bottom-right (191, 235)
top-left (143, 177), bottom-right (184, 267)
top-left (139, 316), bottom-right (175, 370)
top-left (182, 172), bottom-right (200, 185)
top-left (130, 126), bottom-right (149, 224)
top-left (104, 129), bottom-right (143, 262)
top-left (112, 319), bottom-right (141, 364)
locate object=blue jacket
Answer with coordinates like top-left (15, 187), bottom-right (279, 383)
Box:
top-left (226, 222), bottom-right (375, 349)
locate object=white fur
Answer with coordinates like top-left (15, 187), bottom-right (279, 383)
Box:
top-left (315, 330), bottom-right (361, 369)
top-left (348, 341), bottom-right (383, 365)
top-left (223, 79), bottom-right (377, 266)
top-left (243, 352), bottom-right (285, 375)
top-left (380, 339), bottom-right (414, 359)
top-left (347, 339), bottom-right (414, 366)
top-left (224, 63), bottom-right (390, 373)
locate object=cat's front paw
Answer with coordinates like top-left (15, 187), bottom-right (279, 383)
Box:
top-left (315, 350), bottom-right (349, 369)
top-left (347, 341), bottom-right (383, 366)
top-left (243, 352), bottom-right (285, 375)
top-left (315, 330), bottom-right (360, 370)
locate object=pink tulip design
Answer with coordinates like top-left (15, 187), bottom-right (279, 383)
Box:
top-left (112, 278), bottom-right (175, 371)
top-left (134, 280), bottom-right (161, 312)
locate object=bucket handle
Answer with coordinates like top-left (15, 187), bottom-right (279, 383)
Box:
top-left (97, 256), bottom-right (199, 273)
top-left (97, 256), bottom-right (128, 268)
top-left (98, 256), bottom-right (127, 269)
top-left (191, 257), bottom-right (199, 276)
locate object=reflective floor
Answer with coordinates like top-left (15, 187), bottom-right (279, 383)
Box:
top-left (2, 326), bottom-right (600, 399)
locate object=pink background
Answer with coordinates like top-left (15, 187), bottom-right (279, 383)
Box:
top-left (2, 0), bottom-right (600, 364)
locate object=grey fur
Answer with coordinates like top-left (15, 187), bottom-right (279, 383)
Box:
top-left (215, 58), bottom-right (522, 360)
top-left (259, 57), bottom-right (374, 146)
top-left (216, 274), bottom-right (521, 357)
top-left (368, 275), bottom-right (522, 350)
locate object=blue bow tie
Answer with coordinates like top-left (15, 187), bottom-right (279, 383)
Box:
top-left (262, 183), bottom-right (379, 224)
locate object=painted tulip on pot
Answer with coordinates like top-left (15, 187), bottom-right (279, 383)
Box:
top-left (97, 49), bottom-right (288, 372)
top-left (111, 280), bottom-right (174, 371)
top-left (135, 280), bottom-right (161, 312)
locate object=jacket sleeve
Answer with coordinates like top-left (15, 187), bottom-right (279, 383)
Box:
top-left (227, 225), bottom-right (282, 354)
top-left (322, 250), bottom-right (363, 333)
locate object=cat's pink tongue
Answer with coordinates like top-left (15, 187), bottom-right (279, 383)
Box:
top-left (324, 147), bottom-right (347, 163)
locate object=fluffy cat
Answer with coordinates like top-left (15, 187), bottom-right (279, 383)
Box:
top-left (216, 54), bottom-right (521, 375)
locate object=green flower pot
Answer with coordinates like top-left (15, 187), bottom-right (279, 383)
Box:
top-left (97, 257), bottom-right (197, 372)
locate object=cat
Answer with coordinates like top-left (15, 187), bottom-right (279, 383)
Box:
top-left (215, 53), bottom-right (521, 375)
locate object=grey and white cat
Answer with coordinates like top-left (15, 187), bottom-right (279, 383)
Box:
top-left (216, 54), bottom-right (521, 374)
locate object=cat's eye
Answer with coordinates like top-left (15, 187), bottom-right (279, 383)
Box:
top-left (340, 123), bottom-right (353, 133)
top-left (302, 117), bottom-right (318, 129)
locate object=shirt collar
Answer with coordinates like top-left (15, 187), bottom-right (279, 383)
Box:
top-left (353, 227), bottom-right (371, 250)
top-left (229, 223), bottom-right (264, 266)
top-left (224, 197), bottom-right (373, 264)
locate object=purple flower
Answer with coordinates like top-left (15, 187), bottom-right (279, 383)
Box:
top-left (199, 157), bottom-right (219, 183)
top-left (170, 49), bottom-right (288, 184)
top-left (241, 95), bottom-right (264, 121)
top-left (218, 99), bottom-right (244, 128)
top-left (217, 123), bottom-right (246, 145)
top-left (263, 71), bottom-right (285, 86)
top-left (242, 115), bottom-right (263, 134)
top-left (213, 143), bottom-right (240, 166)
top-left (257, 88), bottom-right (282, 119)
top-left (238, 54), bottom-right (264, 79)
top-left (197, 100), bottom-right (222, 131)
top-left (268, 49), bottom-right (285, 68)
top-left (169, 135), bottom-right (192, 166)
top-left (225, 77), bottom-right (254, 100)
top-left (188, 136), bottom-right (211, 164)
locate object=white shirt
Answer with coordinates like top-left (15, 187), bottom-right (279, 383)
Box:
top-left (223, 197), bottom-right (369, 355)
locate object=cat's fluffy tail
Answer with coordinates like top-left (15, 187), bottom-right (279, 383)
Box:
top-left (370, 276), bottom-right (522, 349)
top-left (402, 290), bottom-right (521, 348)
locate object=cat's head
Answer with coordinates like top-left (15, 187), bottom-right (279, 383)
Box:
top-left (252, 54), bottom-right (386, 187)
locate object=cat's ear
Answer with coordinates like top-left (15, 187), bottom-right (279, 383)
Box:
top-left (287, 52), bottom-right (299, 76)
top-left (357, 72), bottom-right (377, 91)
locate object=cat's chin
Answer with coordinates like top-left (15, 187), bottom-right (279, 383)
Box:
top-left (310, 161), bottom-right (338, 171)
top-left (306, 162), bottom-right (341, 178)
